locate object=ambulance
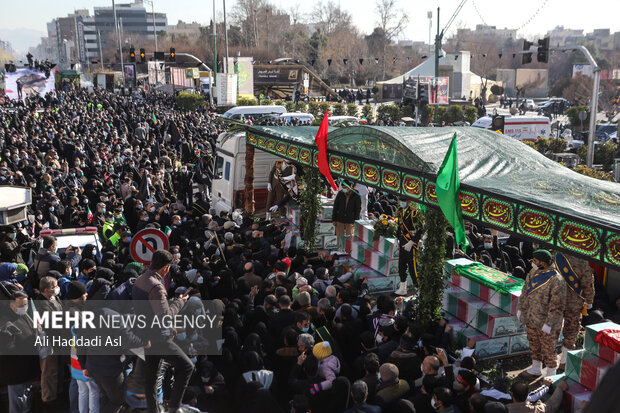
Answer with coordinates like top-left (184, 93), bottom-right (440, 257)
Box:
top-left (212, 131), bottom-right (280, 213)
top-left (472, 115), bottom-right (551, 141)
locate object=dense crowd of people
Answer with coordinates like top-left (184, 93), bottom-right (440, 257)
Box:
top-left (0, 85), bottom-right (617, 413)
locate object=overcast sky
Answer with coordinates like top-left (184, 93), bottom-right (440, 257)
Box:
top-left (3, 0), bottom-right (620, 52)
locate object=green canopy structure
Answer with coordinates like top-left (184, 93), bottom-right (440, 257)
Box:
top-left (245, 125), bottom-right (620, 269)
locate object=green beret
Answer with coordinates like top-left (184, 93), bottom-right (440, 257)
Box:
top-left (533, 249), bottom-right (552, 263)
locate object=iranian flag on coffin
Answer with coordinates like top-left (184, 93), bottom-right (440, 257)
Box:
top-left (354, 220), bottom-right (376, 243)
top-left (584, 322), bottom-right (620, 364)
top-left (443, 285), bottom-right (525, 338)
top-left (449, 268), bottom-right (520, 315)
top-left (353, 220), bottom-right (398, 258)
top-left (345, 239), bottom-right (399, 276)
top-left (566, 350), bottom-right (611, 391)
top-left (561, 380), bottom-right (592, 413)
top-left (285, 206), bottom-right (301, 226)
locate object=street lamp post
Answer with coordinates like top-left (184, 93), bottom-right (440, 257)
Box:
top-left (112, 0), bottom-right (124, 84)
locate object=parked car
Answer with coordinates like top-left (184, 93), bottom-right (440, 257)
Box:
top-left (595, 124), bottom-right (618, 141)
top-left (525, 99), bottom-right (537, 111)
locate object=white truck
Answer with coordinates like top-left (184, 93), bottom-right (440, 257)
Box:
top-left (472, 115), bottom-right (550, 141)
top-left (212, 132), bottom-right (280, 213)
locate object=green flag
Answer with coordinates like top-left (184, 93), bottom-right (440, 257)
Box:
top-left (152, 113), bottom-right (157, 123)
top-left (436, 133), bottom-right (469, 248)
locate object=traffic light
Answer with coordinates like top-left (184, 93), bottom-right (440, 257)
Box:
top-left (491, 114), bottom-right (505, 134)
top-left (169, 48), bottom-right (175, 62)
top-left (522, 40), bottom-right (532, 65)
top-left (537, 37), bottom-right (550, 63)
top-left (129, 47), bottom-right (136, 62)
top-left (140, 48), bottom-right (146, 63)
top-left (418, 83), bottom-right (428, 104)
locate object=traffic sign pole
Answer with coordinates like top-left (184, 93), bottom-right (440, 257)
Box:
top-left (130, 228), bottom-right (169, 265)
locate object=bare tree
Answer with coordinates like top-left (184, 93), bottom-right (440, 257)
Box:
top-left (374, 0), bottom-right (409, 80)
top-left (312, 0), bottom-right (352, 36)
top-left (562, 74), bottom-right (592, 106)
top-left (231, 0), bottom-right (267, 48)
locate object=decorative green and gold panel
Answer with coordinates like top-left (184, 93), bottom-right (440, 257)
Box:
top-left (287, 145), bottom-right (299, 161)
top-left (362, 164), bottom-right (380, 185)
top-left (606, 233), bottom-right (620, 266)
top-left (266, 139), bottom-right (276, 152)
top-left (329, 155), bottom-right (344, 175)
top-left (275, 142), bottom-right (287, 156)
top-left (517, 208), bottom-right (555, 242)
top-left (460, 191), bottom-right (479, 218)
top-left (298, 148), bottom-right (312, 165)
top-left (402, 175), bottom-right (423, 199)
top-left (425, 182), bottom-right (438, 205)
top-left (482, 198), bottom-right (514, 229)
top-left (345, 160), bottom-right (361, 180)
top-left (382, 169), bottom-right (400, 192)
top-left (557, 220), bottom-right (601, 257)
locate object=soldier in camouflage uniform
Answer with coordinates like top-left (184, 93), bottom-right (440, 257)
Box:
top-left (518, 249), bottom-right (566, 377)
top-left (554, 252), bottom-right (595, 369)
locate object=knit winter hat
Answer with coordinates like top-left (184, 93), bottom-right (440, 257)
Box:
top-left (185, 269), bottom-right (198, 283)
top-left (125, 262), bottom-right (143, 274)
top-left (313, 341), bottom-right (332, 360)
top-left (533, 249), bottom-right (552, 264)
top-left (15, 263), bottom-right (29, 276)
top-left (67, 281), bottom-right (87, 300)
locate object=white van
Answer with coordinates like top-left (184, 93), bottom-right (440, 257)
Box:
top-left (472, 115), bottom-right (550, 141)
top-left (212, 132), bottom-right (280, 213)
top-left (221, 105), bottom-right (286, 120)
top-left (328, 116), bottom-right (359, 126)
top-left (278, 112), bottom-right (315, 124)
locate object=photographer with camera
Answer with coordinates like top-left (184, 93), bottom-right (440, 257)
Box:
top-left (0, 291), bottom-right (41, 413)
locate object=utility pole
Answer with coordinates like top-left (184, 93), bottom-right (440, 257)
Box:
top-left (213, 0), bottom-right (218, 87)
top-left (149, 0), bottom-right (159, 87)
top-left (97, 30), bottom-right (104, 70)
top-left (223, 0), bottom-right (230, 73)
top-left (150, 1), bottom-right (158, 51)
top-left (428, 11), bottom-right (432, 57)
top-left (112, 0), bottom-right (124, 84)
top-left (434, 7), bottom-right (440, 122)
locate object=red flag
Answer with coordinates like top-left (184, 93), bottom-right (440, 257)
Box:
top-left (315, 111), bottom-right (339, 191)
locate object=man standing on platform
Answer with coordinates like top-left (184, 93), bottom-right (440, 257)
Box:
top-left (332, 180), bottom-right (361, 251)
top-left (554, 252), bottom-right (595, 370)
top-left (518, 250), bottom-right (566, 378)
top-left (395, 200), bottom-right (424, 296)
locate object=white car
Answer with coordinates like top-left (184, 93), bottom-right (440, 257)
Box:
top-left (278, 112), bottom-right (315, 124)
top-left (328, 116), bottom-right (359, 126)
top-left (525, 99), bottom-right (536, 111)
top-left (38, 227), bottom-right (103, 262)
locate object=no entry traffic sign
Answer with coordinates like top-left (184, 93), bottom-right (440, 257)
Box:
top-left (130, 228), bottom-right (169, 265)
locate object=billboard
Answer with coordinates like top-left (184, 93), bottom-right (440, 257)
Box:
top-left (185, 68), bottom-right (199, 79)
top-left (382, 83), bottom-right (402, 100)
top-left (217, 73), bottom-right (237, 106)
top-left (3, 69), bottom-right (55, 100)
top-left (573, 64), bottom-right (594, 78)
top-left (170, 67), bottom-right (193, 88)
top-left (123, 64), bottom-right (136, 86)
top-left (148, 61), bottom-right (165, 85)
top-left (254, 67), bottom-right (299, 84)
top-left (227, 57), bottom-right (254, 97)
top-left (430, 77), bottom-right (449, 105)
top-left (399, 76), bottom-right (449, 104)
top-left (515, 69), bottom-right (548, 99)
